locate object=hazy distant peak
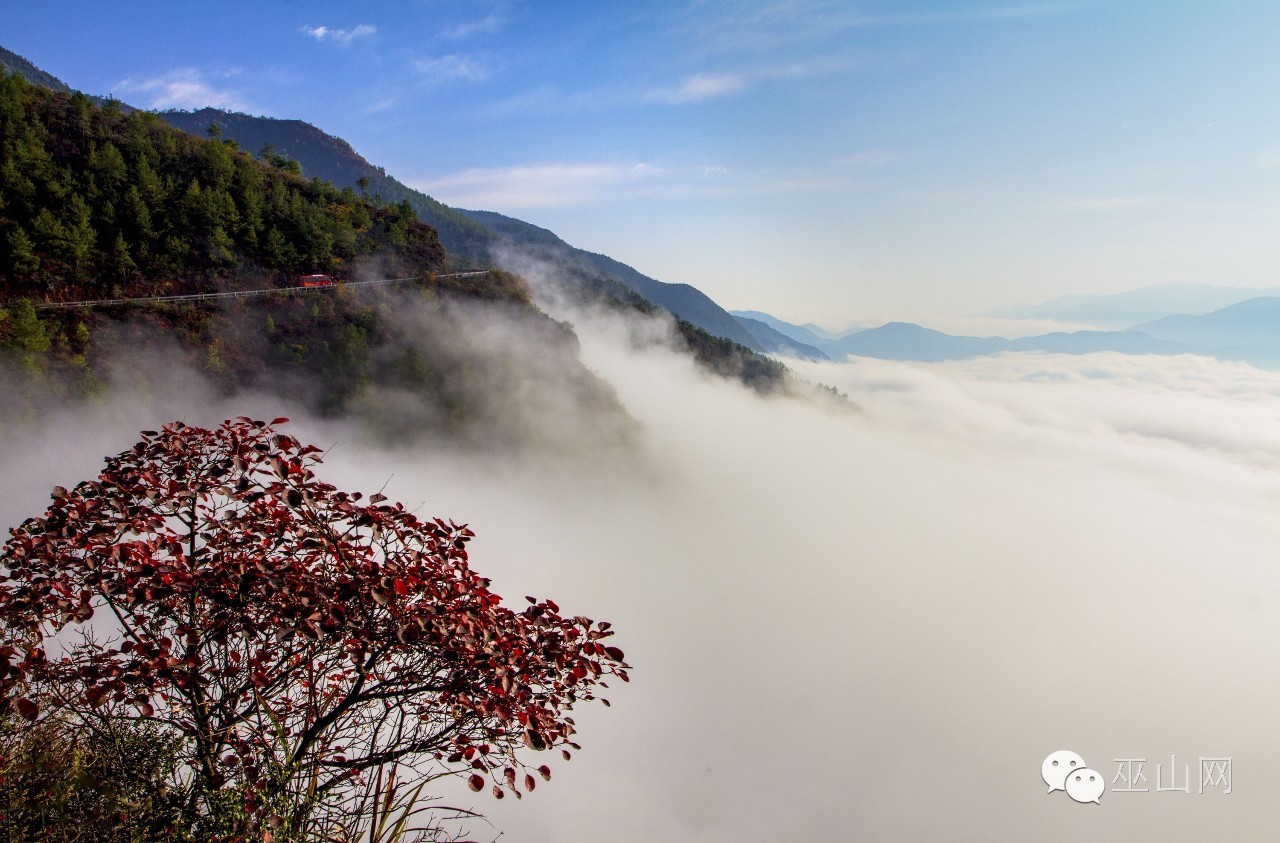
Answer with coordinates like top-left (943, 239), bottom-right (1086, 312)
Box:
top-left (992, 281), bottom-right (1280, 328)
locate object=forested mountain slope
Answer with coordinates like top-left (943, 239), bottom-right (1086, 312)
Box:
top-left (160, 107), bottom-right (786, 390)
top-left (0, 72), bottom-right (633, 449)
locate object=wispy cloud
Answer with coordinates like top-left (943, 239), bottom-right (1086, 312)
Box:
top-left (856, 2), bottom-right (1090, 26)
top-left (492, 51), bottom-right (852, 116)
top-left (484, 83), bottom-right (640, 117)
top-left (441, 8), bottom-right (509, 39)
top-left (362, 97), bottom-right (397, 115)
top-left (671, 1), bottom-right (1085, 61)
top-left (413, 54), bottom-right (491, 83)
top-left (300, 24), bottom-right (377, 45)
top-left (412, 163), bottom-right (638, 209)
top-left (647, 53), bottom-right (856, 105)
top-left (113, 68), bottom-right (250, 111)
top-left (413, 158), bottom-right (858, 209)
top-left (647, 72), bottom-right (747, 104)
top-left (644, 2), bottom-right (1078, 109)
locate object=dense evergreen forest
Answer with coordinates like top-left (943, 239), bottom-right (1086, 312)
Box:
top-left (0, 72), bottom-right (443, 300)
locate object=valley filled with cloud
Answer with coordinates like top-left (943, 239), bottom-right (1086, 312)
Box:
top-left (6, 300), bottom-right (1276, 840)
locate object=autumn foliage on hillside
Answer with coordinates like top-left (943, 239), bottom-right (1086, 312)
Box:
top-left (0, 418), bottom-right (627, 840)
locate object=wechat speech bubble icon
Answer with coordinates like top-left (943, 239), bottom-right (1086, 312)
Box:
top-left (1042, 750), bottom-right (1086, 793)
top-left (1065, 767), bottom-right (1104, 804)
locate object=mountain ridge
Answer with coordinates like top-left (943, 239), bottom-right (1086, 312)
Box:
top-left (161, 110), bottom-right (770, 354)
top-left (738, 310), bottom-right (1207, 363)
top-left (991, 281), bottom-right (1280, 328)
top-left (1129, 296), bottom-right (1280, 366)
top-left (731, 310), bottom-right (861, 356)
top-left (730, 317), bottom-right (827, 361)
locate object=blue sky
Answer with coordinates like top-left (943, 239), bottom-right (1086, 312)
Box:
top-left (5, 1), bottom-right (1280, 327)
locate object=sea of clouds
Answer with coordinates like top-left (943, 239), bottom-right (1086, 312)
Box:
top-left (3, 301), bottom-right (1279, 841)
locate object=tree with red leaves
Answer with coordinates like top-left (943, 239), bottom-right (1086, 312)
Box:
top-left (0, 418), bottom-right (627, 840)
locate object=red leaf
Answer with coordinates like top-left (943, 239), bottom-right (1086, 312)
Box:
top-left (538, 765), bottom-right (552, 781)
top-left (16, 698), bottom-right (37, 721)
top-left (467, 774), bottom-right (484, 792)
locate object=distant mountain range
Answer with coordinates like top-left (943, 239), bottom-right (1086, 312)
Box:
top-left (740, 295), bottom-right (1280, 368)
top-left (1135, 297), bottom-right (1280, 346)
top-left (1133, 297), bottom-right (1280, 367)
top-left (816, 322), bottom-right (1191, 362)
top-left (990, 282), bottom-right (1280, 328)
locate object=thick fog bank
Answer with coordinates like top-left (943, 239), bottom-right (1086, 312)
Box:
top-left (418, 332), bottom-right (1280, 841)
top-left (4, 308), bottom-right (1279, 840)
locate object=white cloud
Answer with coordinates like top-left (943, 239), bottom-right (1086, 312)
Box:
top-left (412, 163), bottom-right (633, 209)
top-left (658, 1), bottom-right (1081, 108)
top-left (646, 55), bottom-right (854, 105)
top-left (858, 2), bottom-right (1090, 26)
top-left (412, 157), bottom-right (856, 209)
top-left (300, 24), bottom-right (377, 45)
top-left (413, 54), bottom-right (491, 83)
top-left (113, 68), bottom-right (250, 111)
top-left (676, 0), bottom-right (1087, 55)
top-left (440, 9), bottom-right (509, 39)
top-left (490, 52), bottom-right (852, 117)
top-left (647, 72), bottom-right (747, 104)
top-left (362, 97), bottom-right (396, 114)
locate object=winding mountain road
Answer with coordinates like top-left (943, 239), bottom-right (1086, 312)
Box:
top-left (33, 271), bottom-right (491, 310)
